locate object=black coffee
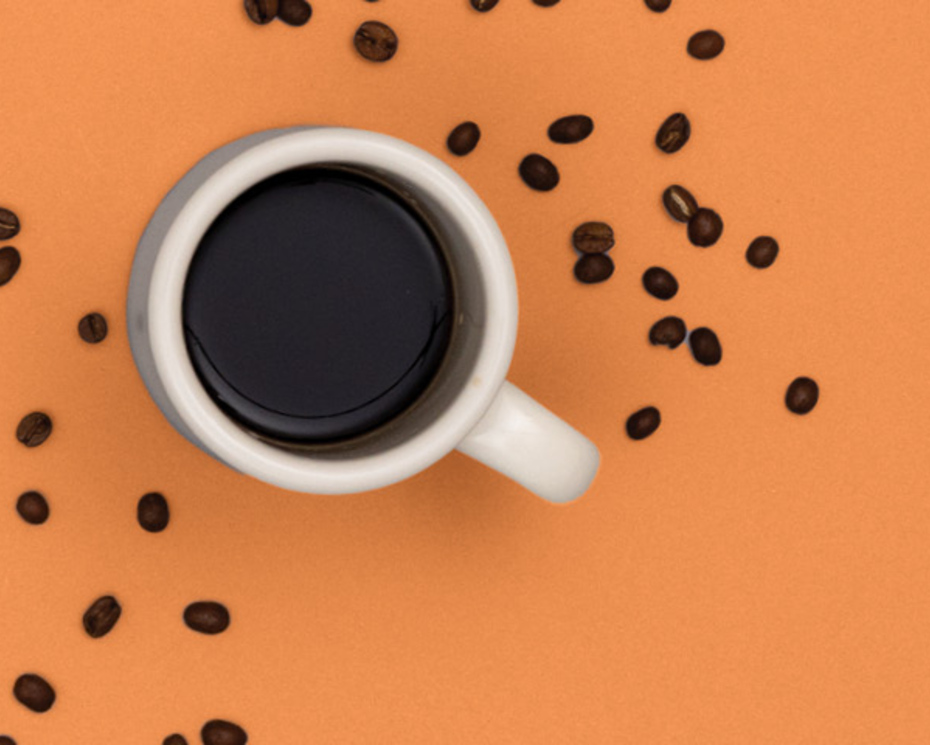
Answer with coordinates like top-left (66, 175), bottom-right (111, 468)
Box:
top-left (183, 167), bottom-right (454, 444)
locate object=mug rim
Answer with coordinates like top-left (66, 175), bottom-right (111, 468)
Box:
top-left (147, 127), bottom-right (518, 493)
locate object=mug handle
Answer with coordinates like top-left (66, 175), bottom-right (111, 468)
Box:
top-left (456, 382), bottom-right (600, 503)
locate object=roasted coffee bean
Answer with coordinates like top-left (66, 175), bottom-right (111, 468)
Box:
top-left (746, 236), bottom-right (779, 268)
top-left (83, 596), bottom-right (122, 639)
top-left (688, 30), bottom-right (725, 60)
top-left (16, 491), bottom-right (49, 525)
top-left (642, 267), bottom-right (679, 300)
top-left (655, 113), bottom-right (691, 154)
top-left (470, 0), bottom-right (498, 10)
top-left (163, 736), bottom-right (188, 745)
top-left (689, 327), bottom-right (722, 366)
top-left (201, 719), bottom-right (248, 745)
top-left (0, 246), bottom-right (21, 286)
top-left (277, 0), bottom-right (312, 26)
top-left (244, 0), bottom-right (279, 24)
top-left (687, 208), bottom-right (723, 247)
top-left (649, 316), bottom-right (687, 349)
top-left (644, 0), bottom-right (671, 11)
top-left (447, 122), bottom-right (481, 156)
top-left (16, 412), bottom-right (52, 448)
top-left (626, 407), bottom-right (661, 440)
top-left (78, 312), bottom-right (108, 344)
top-left (574, 254), bottom-right (614, 284)
top-left (786, 377), bottom-right (819, 415)
top-left (532, 0), bottom-right (561, 5)
top-left (137, 492), bottom-right (170, 533)
top-left (572, 222), bottom-right (614, 254)
top-left (0, 736), bottom-right (16, 745)
top-left (0, 208), bottom-right (20, 240)
top-left (184, 602), bottom-right (231, 635)
top-left (519, 154), bottom-right (560, 191)
top-left (354, 21), bottom-right (398, 61)
top-left (13, 674), bottom-right (55, 713)
top-left (548, 115), bottom-right (594, 144)
top-left (662, 185), bottom-right (698, 222)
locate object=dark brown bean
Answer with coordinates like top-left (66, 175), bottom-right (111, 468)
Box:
top-left (644, 0), bottom-right (671, 11)
top-left (470, 0), bottom-right (498, 10)
top-left (662, 185), bottom-right (698, 222)
top-left (642, 267), bottom-right (679, 300)
top-left (83, 596), bottom-right (122, 639)
top-left (786, 377), bottom-right (819, 415)
top-left (519, 154), bottom-right (560, 191)
top-left (687, 208), bottom-right (724, 247)
top-left (626, 407), bottom-right (661, 440)
top-left (184, 602), bottom-right (231, 635)
top-left (16, 491), bottom-right (49, 525)
top-left (0, 208), bottom-right (20, 240)
top-left (648, 317), bottom-right (687, 349)
top-left (0, 736), bottom-right (16, 745)
top-left (548, 115), bottom-right (594, 144)
top-left (78, 312), bottom-right (108, 344)
top-left (532, 0), bottom-right (561, 5)
top-left (277, 0), bottom-right (312, 26)
top-left (201, 720), bottom-right (248, 745)
top-left (0, 246), bottom-right (21, 286)
top-left (689, 327), bottom-right (722, 366)
top-left (572, 222), bottom-right (614, 254)
top-left (243, 0), bottom-right (279, 24)
top-left (447, 122), bottom-right (481, 156)
top-left (655, 113), bottom-right (691, 154)
top-left (688, 30), bottom-right (725, 60)
top-left (13, 674), bottom-right (55, 713)
top-left (16, 412), bottom-right (52, 448)
top-left (574, 254), bottom-right (614, 284)
top-left (746, 236), bottom-right (779, 268)
top-left (354, 21), bottom-right (398, 62)
top-left (137, 492), bottom-right (170, 533)
top-left (163, 736), bottom-right (189, 745)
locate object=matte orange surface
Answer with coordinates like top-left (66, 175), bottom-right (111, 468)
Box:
top-left (2, 0), bottom-right (930, 742)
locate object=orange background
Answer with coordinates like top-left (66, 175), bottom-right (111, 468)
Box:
top-left (2, 0), bottom-right (930, 742)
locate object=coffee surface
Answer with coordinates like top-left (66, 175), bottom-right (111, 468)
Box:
top-left (183, 167), bottom-right (453, 443)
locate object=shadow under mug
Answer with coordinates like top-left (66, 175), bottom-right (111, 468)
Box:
top-left (127, 127), bottom-right (599, 503)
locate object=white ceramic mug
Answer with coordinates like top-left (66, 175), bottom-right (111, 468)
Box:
top-left (127, 127), bottom-right (599, 503)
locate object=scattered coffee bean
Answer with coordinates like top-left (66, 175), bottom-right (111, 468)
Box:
top-left (83, 596), bottom-right (122, 639)
top-left (532, 0), bottom-right (561, 5)
top-left (687, 208), bottom-right (724, 247)
top-left (0, 736), bottom-right (16, 745)
top-left (163, 736), bottom-right (188, 745)
top-left (137, 492), bottom-right (170, 533)
top-left (662, 185), bottom-right (698, 222)
top-left (13, 674), bottom-right (55, 713)
top-left (16, 491), bottom-right (49, 525)
top-left (655, 113), bottom-right (691, 154)
top-left (78, 312), bottom-right (108, 344)
top-left (626, 407), bottom-right (661, 440)
top-left (648, 316), bottom-right (687, 349)
top-left (687, 30), bottom-right (725, 60)
top-left (574, 254), bottom-right (614, 284)
top-left (0, 246), bottom-right (21, 287)
top-left (16, 412), bottom-right (52, 448)
top-left (184, 602), bottom-right (231, 635)
top-left (786, 377), bottom-right (819, 415)
top-left (201, 719), bottom-right (248, 745)
top-left (243, 0), bottom-right (279, 24)
top-left (642, 267), bottom-right (679, 300)
top-left (644, 0), bottom-right (671, 11)
top-left (689, 327), bottom-right (722, 366)
top-left (519, 154), bottom-right (560, 191)
top-left (470, 0), bottom-right (498, 10)
top-left (277, 0), bottom-right (312, 26)
top-left (0, 208), bottom-right (20, 241)
top-left (354, 21), bottom-right (398, 62)
top-left (746, 236), bottom-right (779, 268)
top-left (447, 122), bottom-right (481, 156)
top-left (548, 115), bottom-right (594, 144)
top-left (572, 222), bottom-right (614, 254)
